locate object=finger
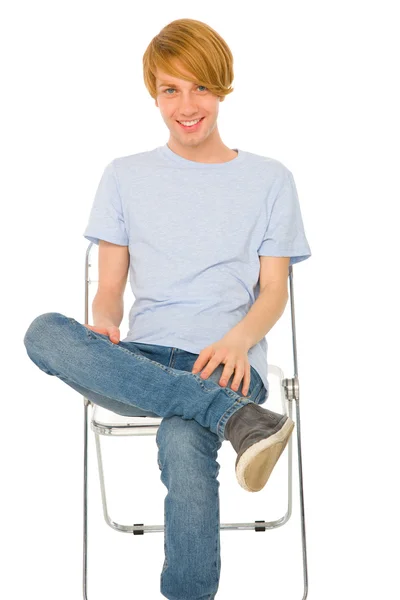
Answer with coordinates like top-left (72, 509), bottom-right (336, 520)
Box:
top-left (192, 350), bottom-right (210, 374)
top-left (230, 364), bottom-right (245, 392)
top-left (91, 325), bottom-right (108, 335)
top-left (219, 363), bottom-right (236, 387)
top-left (242, 366), bottom-right (251, 396)
top-left (97, 328), bottom-right (110, 335)
top-left (199, 353), bottom-right (223, 379)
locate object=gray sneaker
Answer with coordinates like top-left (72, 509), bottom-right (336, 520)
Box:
top-left (224, 403), bottom-right (295, 492)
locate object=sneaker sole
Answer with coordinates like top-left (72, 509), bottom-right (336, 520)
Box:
top-left (236, 417), bottom-right (295, 492)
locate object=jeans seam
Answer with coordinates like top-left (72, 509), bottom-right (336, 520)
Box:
top-left (81, 330), bottom-right (211, 388)
top-left (70, 319), bottom-right (183, 377)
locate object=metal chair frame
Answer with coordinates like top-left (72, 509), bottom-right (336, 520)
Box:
top-left (81, 241), bottom-right (309, 599)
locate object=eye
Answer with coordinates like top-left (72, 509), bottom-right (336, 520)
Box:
top-left (164, 85), bottom-right (208, 95)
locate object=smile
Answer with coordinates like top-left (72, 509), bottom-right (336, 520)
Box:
top-left (176, 117), bottom-right (205, 131)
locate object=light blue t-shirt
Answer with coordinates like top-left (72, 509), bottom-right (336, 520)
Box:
top-left (83, 143), bottom-right (312, 395)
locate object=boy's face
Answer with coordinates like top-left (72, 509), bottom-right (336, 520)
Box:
top-left (154, 63), bottom-right (221, 150)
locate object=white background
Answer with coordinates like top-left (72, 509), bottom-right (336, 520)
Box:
top-left (2, 1), bottom-right (399, 598)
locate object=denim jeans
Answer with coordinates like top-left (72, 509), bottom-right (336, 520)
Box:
top-left (23, 312), bottom-right (268, 600)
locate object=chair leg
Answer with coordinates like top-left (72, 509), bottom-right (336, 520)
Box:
top-left (94, 429), bottom-right (116, 529)
top-left (83, 397), bottom-right (90, 599)
top-left (282, 368), bottom-right (309, 600)
top-left (292, 392), bottom-right (309, 599)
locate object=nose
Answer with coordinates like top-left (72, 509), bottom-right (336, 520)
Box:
top-left (177, 93), bottom-right (199, 116)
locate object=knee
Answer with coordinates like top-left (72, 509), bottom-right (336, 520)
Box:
top-left (23, 312), bottom-right (71, 372)
top-left (23, 312), bottom-right (66, 350)
top-left (156, 416), bottom-right (222, 474)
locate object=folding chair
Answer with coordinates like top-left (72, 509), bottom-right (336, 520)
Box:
top-left (81, 241), bottom-right (309, 599)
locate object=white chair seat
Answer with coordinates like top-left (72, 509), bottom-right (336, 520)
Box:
top-left (91, 404), bottom-right (162, 436)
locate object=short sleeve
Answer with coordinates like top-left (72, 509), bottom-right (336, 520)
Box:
top-left (83, 161), bottom-right (129, 246)
top-left (258, 168), bottom-right (312, 266)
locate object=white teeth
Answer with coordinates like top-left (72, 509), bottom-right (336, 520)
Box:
top-left (179, 118), bottom-right (201, 126)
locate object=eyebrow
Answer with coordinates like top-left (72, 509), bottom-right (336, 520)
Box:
top-left (157, 81), bottom-right (196, 89)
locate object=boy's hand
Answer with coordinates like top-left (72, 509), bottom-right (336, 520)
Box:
top-left (191, 332), bottom-right (251, 396)
top-left (83, 324), bottom-right (120, 344)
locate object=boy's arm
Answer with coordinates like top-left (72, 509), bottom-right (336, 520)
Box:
top-left (227, 256), bottom-right (290, 349)
top-left (91, 240), bottom-right (129, 327)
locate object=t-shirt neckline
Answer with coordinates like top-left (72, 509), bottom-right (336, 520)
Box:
top-left (158, 143), bottom-right (245, 168)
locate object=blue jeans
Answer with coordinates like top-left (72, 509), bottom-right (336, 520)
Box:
top-left (23, 312), bottom-right (268, 600)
